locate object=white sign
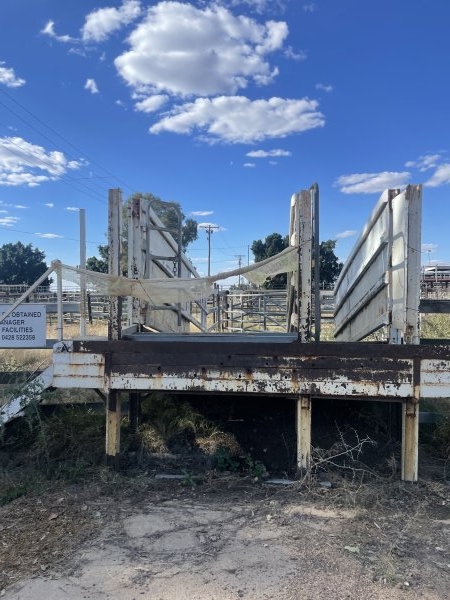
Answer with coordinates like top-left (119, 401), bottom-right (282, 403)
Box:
top-left (0, 304), bottom-right (47, 348)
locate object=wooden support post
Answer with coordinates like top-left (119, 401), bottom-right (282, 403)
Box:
top-left (296, 395), bottom-right (311, 473)
top-left (401, 399), bottom-right (419, 482)
top-left (106, 390), bottom-right (122, 468)
top-left (128, 392), bottom-right (140, 433)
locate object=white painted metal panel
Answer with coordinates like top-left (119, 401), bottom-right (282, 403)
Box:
top-left (334, 186), bottom-right (422, 343)
top-left (390, 185), bottom-right (421, 344)
top-left (420, 359), bottom-right (450, 398)
top-left (334, 191), bottom-right (390, 341)
top-left (52, 352), bottom-right (105, 388)
top-left (109, 369), bottom-right (413, 398)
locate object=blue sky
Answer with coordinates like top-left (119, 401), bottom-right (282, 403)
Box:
top-left (1, 0), bottom-right (450, 278)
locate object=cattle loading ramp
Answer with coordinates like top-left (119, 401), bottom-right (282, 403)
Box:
top-left (2, 184), bottom-right (449, 482)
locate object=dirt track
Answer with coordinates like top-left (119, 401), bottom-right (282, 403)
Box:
top-left (2, 476), bottom-right (450, 600)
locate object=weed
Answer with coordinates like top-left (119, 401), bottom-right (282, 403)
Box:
top-left (214, 446), bottom-right (240, 472)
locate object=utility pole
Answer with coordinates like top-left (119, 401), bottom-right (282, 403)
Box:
top-left (235, 254), bottom-right (245, 287)
top-left (199, 224), bottom-right (219, 276)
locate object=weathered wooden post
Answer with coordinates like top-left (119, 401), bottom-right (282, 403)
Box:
top-left (296, 395), bottom-right (312, 473)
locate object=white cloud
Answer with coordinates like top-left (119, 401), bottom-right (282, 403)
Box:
top-left (246, 148), bottom-right (291, 157)
top-left (422, 243), bottom-right (438, 254)
top-left (334, 171), bottom-right (411, 194)
top-left (244, 162), bottom-right (256, 167)
top-left (405, 153), bottom-right (442, 172)
top-left (284, 46), bottom-right (307, 61)
top-left (336, 230), bottom-right (358, 239)
top-left (0, 136), bottom-right (84, 187)
top-left (191, 210), bottom-right (214, 216)
top-left (150, 96), bottom-right (324, 143)
top-left (315, 83), bottom-right (333, 93)
top-left (84, 78), bottom-right (99, 94)
top-left (424, 163), bottom-right (450, 187)
top-left (198, 222), bottom-right (219, 228)
top-left (42, 1), bottom-right (141, 45)
top-left (81, 0), bottom-right (142, 42)
top-left (0, 62), bottom-right (26, 88)
top-left (66, 206), bottom-right (80, 212)
top-left (41, 20), bottom-right (75, 43)
top-left (45, 203), bottom-right (54, 208)
top-left (35, 232), bottom-right (63, 239)
top-left (0, 215), bottom-right (19, 226)
top-left (115, 2), bottom-right (288, 96)
top-left (212, 0), bottom-right (290, 16)
top-left (134, 95), bottom-right (169, 113)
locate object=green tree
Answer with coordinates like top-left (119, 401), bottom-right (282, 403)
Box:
top-left (250, 234), bottom-right (343, 289)
top-left (0, 241), bottom-right (52, 286)
top-left (319, 240), bottom-right (343, 286)
top-left (251, 233), bottom-right (289, 289)
top-left (85, 244), bottom-right (109, 273)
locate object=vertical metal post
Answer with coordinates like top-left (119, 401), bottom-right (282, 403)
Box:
top-left (404, 185), bottom-right (422, 345)
top-left (57, 261), bottom-right (63, 341)
top-left (299, 190), bottom-right (312, 342)
top-left (296, 395), bottom-right (311, 473)
top-left (108, 188), bottom-right (122, 341)
top-left (79, 208), bottom-right (86, 338)
top-left (311, 183), bottom-right (321, 341)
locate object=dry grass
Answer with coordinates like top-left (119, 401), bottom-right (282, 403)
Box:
top-left (420, 314), bottom-right (450, 339)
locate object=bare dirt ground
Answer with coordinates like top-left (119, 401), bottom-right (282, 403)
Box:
top-left (1, 471), bottom-right (450, 600)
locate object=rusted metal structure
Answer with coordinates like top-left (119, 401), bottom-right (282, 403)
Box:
top-left (2, 183), bottom-right (449, 483)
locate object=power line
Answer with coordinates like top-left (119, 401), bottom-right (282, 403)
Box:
top-left (0, 225), bottom-right (102, 245)
top-left (0, 88), bottom-right (135, 196)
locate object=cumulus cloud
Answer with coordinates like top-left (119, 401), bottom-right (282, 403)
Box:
top-left (81, 0), bottom-right (142, 42)
top-left (150, 96), bottom-right (324, 143)
top-left (66, 206), bottom-right (79, 211)
top-left (0, 62), bottom-right (26, 88)
top-left (42, 1), bottom-right (141, 45)
top-left (336, 230), bottom-right (358, 239)
top-left (405, 153), bottom-right (442, 172)
top-left (0, 137), bottom-right (84, 187)
top-left (35, 232), bottom-right (63, 239)
top-left (244, 162), bottom-right (256, 167)
top-left (315, 83), bottom-right (333, 93)
top-left (134, 94), bottom-right (169, 113)
top-left (115, 2), bottom-right (288, 96)
top-left (334, 171), bottom-right (411, 194)
top-left (45, 203), bottom-right (54, 208)
top-left (84, 78), bottom-right (99, 94)
top-left (246, 148), bottom-right (291, 157)
top-left (191, 210), bottom-right (214, 216)
top-left (424, 163), bottom-right (450, 188)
